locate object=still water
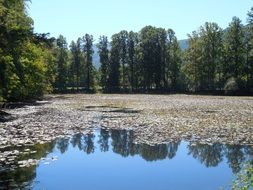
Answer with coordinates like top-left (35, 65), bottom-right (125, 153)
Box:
top-left (0, 128), bottom-right (252, 190)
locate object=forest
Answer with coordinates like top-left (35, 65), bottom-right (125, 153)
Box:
top-left (1, 0), bottom-right (253, 101)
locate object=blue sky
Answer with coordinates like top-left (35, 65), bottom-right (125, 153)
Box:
top-left (28, 0), bottom-right (253, 43)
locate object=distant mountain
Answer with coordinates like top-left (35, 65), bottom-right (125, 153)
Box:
top-left (92, 39), bottom-right (189, 69)
top-left (178, 39), bottom-right (189, 50)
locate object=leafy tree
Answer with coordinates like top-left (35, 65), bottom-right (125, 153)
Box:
top-left (224, 17), bottom-right (245, 81)
top-left (0, 0), bottom-right (57, 100)
top-left (199, 22), bottom-right (223, 90)
top-left (168, 36), bottom-right (181, 90)
top-left (183, 23), bottom-right (223, 91)
top-left (183, 31), bottom-right (201, 91)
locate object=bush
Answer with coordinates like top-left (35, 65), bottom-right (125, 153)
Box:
top-left (232, 163), bottom-right (253, 190)
top-left (224, 77), bottom-right (239, 95)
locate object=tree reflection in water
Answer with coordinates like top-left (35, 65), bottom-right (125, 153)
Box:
top-left (0, 128), bottom-right (252, 189)
top-left (98, 129), bottom-right (179, 161)
top-left (188, 144), bottom-right (224, 167)
top-left (97, 129), bottom-right (110, 152)
top-left (56, 137), bottom-right (69, 154)
top-left (225, 145), bottom-right (246, 173)
top-left (188, 143), bottom-right (253, 173)
top-left (53, 128), bottom-right (252, 168)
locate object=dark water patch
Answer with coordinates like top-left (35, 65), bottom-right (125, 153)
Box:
top-left (85, 105), bottom-right (121, 109)
top-left (204, 110), bottom-right (218, 113)
top-left (80, 109), bottom-right (141, 114)
top-left (102, 108), bottom-right (141, 114)
top-left (0, 128), bottom-right (252, 190)
top-left (81, 106), bottom-right (141, 114)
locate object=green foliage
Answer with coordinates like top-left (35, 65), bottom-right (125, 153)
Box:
top-left (103, 27), bottom-right (182, 92)
top-left (168, 34), bottom-right (181, 90)
top-left (128, 31), bottom-right (138, 91)
top-left (246, 7), bottom-right (253, 90)
top-left (69, 39), bottom-right (82, 89)
top-left (183, 31), bottom-right (202, 91)
top-left (118, 30), bottom-right (128, 89)
top-left (82, 34), bottom-right (94, 90)
top-left (0, 0), bottom-right (56, 101)
top-left (232, 163), bottom-right (253, 190)
top-left (55, 35), bottom-right (68, 91)
top-left (108, 34), bottom-right (121, 92)
top-left (224, 17), bottom-right (245, 79)
top-left (20, 42), bottom-right (48, 98)
top-left (95, 14), bottom-right (253, 94)
top-left (61, 35), bottom-right (96, 92)
top-left (183, 15), bottom-right (253, 93)
top-left (97, 36), bottom-right (109, 91)
top-left (183, 23), bottom-right (223, 91)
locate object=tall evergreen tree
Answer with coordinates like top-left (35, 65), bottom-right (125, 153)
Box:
top-left (69, 39), bottom-right (82, 88)
top-left (154, 28), bottom-right (166, 90)
top-left (165, 29), bottom-right (176, 89)
top-left (82, 34), bottom-right (94, 90)
top-left (55, 35), bottom-right (68, 91)
top-left (246, 7), bottom-right (253, 89)
top-left (97, 36), bottom-right (109, 91)
top-left (108, 34), bottom-right (121, 92)
top-left (118, 31), bottom-right (128, 89)
top-left (139, 26), bottom-right (157, 90)
top-left (127, 31), bottom-right (138, 91)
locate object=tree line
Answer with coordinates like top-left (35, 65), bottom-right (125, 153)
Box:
top-left (53, 27), bottom-right (182, 93)
top-left (0, 1), bottom-right (253, 101)
top-left (54, 34), bottom-right (95, 92)
top-left (184, 16), bottom-right (253, 93)
top-left (55, 7), bottom-right (253, 94)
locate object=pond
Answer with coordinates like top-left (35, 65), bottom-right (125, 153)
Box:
top-left (0, 128), bottom-right (252, 190)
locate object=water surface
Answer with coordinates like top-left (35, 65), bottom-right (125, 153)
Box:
top-left (0, 128), bottom-right (252, 190)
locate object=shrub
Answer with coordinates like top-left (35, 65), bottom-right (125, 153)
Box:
top-left (224, 77), bottom-right (239, 95)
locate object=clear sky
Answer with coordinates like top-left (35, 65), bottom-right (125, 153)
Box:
top-left (28, 0), bottom-right (253, 43)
